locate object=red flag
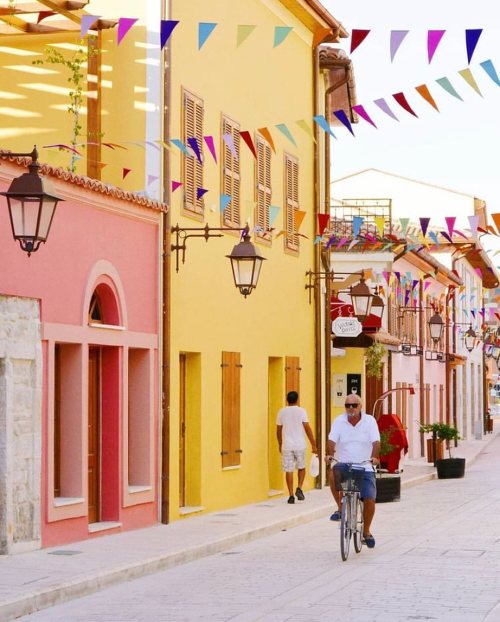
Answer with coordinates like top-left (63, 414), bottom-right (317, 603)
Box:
top-left (393, 92), bottom-right (418, 117)
top-left (350, 29), bottom-right (370, 54)
top-left (122, 168), bottom-right (131, 179)
top-left (240, 131), bottom-right (257, 158)
top-left (317, 214), bottom-right (329, 235)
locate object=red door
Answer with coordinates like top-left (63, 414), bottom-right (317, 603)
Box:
top-left (88, 348), bottom-right (101, 523)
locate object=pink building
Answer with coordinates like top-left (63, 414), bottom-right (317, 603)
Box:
top-left (0, 156), bottom-right (164, 552)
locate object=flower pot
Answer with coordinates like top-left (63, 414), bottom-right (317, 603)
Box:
top-left (426, 438), bottom-right (444, 463)
top-left (436, 458), bottom-right (466, 479)
top-left (376, 474), bottom-right (401, 503)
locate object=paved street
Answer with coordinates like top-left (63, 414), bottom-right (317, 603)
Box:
top-left (15, 434), bottom-right (500, 622)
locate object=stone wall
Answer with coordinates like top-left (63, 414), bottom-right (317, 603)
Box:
top-left (0, 295), bottom-right (42, 554)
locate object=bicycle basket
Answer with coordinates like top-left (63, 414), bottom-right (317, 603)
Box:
top-left (333, 465), bottom-right (365, 493)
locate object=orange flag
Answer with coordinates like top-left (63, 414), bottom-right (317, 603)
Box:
top-left (415, 84), bottom-right (439, 111)
top-left (258, 127), bottom-right (276, 153)
top-left (295, 210), bottom-right (306, 231)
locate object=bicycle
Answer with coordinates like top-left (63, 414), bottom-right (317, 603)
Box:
top-left (331, 460), bottom-right (372, 561)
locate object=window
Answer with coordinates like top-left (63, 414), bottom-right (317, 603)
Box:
top-left (182, 89), bottom-right (204, 216)
top-left (221, 115), bottom-right (241, 227)
top-left (128, 349), bottom-right (151, 487)
top-left (255, 134), bottom-right (272, 241)
top-left (89, 294), bottom-right (102, 324)
top-left (284, 153), bottom-right (299, 252)
top-left (221, 351), bottom-right (241, 468)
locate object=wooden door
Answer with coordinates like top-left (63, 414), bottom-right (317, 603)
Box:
top-left (88, 348), bottom-right (101, 524)
top-left (365, 366), bottom-right (384, 417)
top-left (285, 357), bottom-right (301, 400)
top-left (179, 353), bottom-right (186, 507)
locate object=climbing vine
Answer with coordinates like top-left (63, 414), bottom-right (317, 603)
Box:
top-left (365, 342), bottom-right (387, 379)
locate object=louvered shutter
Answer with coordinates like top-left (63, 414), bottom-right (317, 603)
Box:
top-left (222, 117), bottom-right (241, 227)
top-left (221, 352), bottom-right (241, 468)
top-left (285, 154), bottom-right (299, 251)
top-left (285, 356), bottom-right (301, 399)
top-left (182, 90), bottom-right (204, 215)
top-left (255, 135), bottom-right (271, 237)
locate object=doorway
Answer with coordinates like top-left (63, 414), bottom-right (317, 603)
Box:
top-left (268, 357), bottom-right (284, 493)
top-left (88, 347), bottom-right (101, 524)
top-left (179, 352), bottom-right (201, 509)
top-left (365, 365), bottom-right (384, 417)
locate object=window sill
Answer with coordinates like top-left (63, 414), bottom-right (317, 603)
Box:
top-left (89, 323), bottom-right (125, 330)
top-left (54, 497), bottom-right (85, 507)
top-left (222, 465), bottom-right (241, 471)
top-left (128, 485), bottom-right (152, 494)
top-left (88, 521), bottom-right (122, 534)
top-left (179, 506), bottom-right (204, 516)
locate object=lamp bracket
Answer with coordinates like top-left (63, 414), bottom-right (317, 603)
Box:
top-left (0, 146), bottom-right (38, 163)
top-left (304, 269), bottom-right (364, 304)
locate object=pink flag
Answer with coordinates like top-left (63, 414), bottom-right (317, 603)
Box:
top-left (428, 30), bottom-right (446, 63)
top-left (352, 104), bottom-right (377, 128)
top-left (445, 217), bottom-right (456, 238)
top-left (171, 180), bottom-right (182, 192)
top-left (204, 136), bottom-right (217, 163)
top-left (117, 18), bottom-right (138, 45)
top-left (350, 29), bottom-right (370, 54)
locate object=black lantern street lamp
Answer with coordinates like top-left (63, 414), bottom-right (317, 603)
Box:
top-left (349, 271), bottom-right (373, 322)
top-left (463, 325), bottom-right (476, 353)
top-left (428, 311), bottom-right (444, 344)
top-left (370, 287), bottom-right (385, 320)
top-left (0, 146), bottom-right (62, 256)
top-left (226, 226), bottom-right (266, 298)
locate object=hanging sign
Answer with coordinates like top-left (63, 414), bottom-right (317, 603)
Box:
top-left (332, 316), bottom-right (363, 337)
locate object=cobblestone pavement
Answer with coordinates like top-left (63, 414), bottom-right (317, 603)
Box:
top-left (15, 434), bottom-right (500, 622)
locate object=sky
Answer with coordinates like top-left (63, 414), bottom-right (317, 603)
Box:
top-left (322, 0), bottom-right (500, 263)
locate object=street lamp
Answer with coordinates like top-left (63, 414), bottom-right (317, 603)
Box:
top-left (0, 146), bottom-right (62, 256)
top-left (428, 311), bottom-right (444, 344)
top-left (370, 287), bottom-right (385, 320)
top-left (349, 271), bottom-right (373, 322)
top-left (463, 325), bottom-right (476, 353)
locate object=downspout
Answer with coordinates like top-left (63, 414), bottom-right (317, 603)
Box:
top-left (419, 282), bottom-right (425, 456)
top-left (445, 288), bottom-right (451, 426)
top-left (161, 0), bottom-right (172, 524)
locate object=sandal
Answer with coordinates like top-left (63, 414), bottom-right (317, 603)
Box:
top-left (330, 510), bottom-right (341, 521)
top-left (363, 534), bottom-right (375, 548)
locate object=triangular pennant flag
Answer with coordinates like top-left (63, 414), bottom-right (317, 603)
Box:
top-left (429, 231), bottom-right (440, 246)
top-left (204, 136), bottom-right (217, 163)
top-left (197, 187), bottom-right (208, 200)
top-left (390, 30), bottom-right (409, 62)
top-left (348, 239), bottom-right (360, 251)
top-left (466, 29), bottom-right (482, 64)
top-left (474, 267), bottom-right (482, 278)
top-left (333, 109), bottom-right (354, 135)
top-left (170, 139), bottom-right (190, 156)
top-left (373, 98), bottom-right (399, 121)
top-left (37, 11), bottom-right (55, 24)
top-left (220, 194), bottom-right (231, 212)
top-left (374, 216), bottom-right (385, 237)
top-left (122, 168), bottom-right (132, 179)
top-left (240, 131), bottom-right (257, 158)
top-left (352, 104), bottom-right (377, 128)
top-left (199, 22), bottom-right (217, 50)
top-left (81, 15), bottom-right (100, 37)
top-left (295, 210), bottom-right (306, 231)
top-left (313, 115), bottom-right (336, 139)
top-left (480, 59), bottom-right (500, 86)
top-left (161, 20), bottom-right (179, 49)
top-left (318, 214), bottom-right (329, 235)
top-left (269, 205), bottom-right (280, 225)
top-left (419, 217), bottom-right (430, 237)
top-left (147, 175), bottom-right (158, 186)
top-left (275, 123), bottom-right (297, 146)
top-left (445, 216), bottom-right (456, 238)
top-left (117, 18), bottom-right (138, 45)
top-left (468, 215), bottom-right (479, 237)
top-left (274, 26), bottom-right (293, 48)
top-left (258, 127), bottom-right (276, 153)
top-left (436, 77), bottom-right (463, 101)
top-left (237, 25), bottom-right (256, 47)
top-left (353, 216), bottom-right (363, 237)
top-left (296, 119), bottom-right (316, 142)
top-left (458, 68), bottom-right (483, 96)
top-left (312, 26), bottom-right (332, 48)
top-left (399, 217), bottom-right (409, 236)
top-left (314, 235), bottom-right (322, 245)
top-left (427, 30), bottom-right (446, 63)
top-left (222, 133), bottom-right (238, 160)
top-left (415, 84), bottom-right (439, 111)
top-left (336, 237), bottom-right (348, 249)
top-left (440, 231), bottom-right (453, 243)
top-left (393, 92), bottom-right (418, 117)
top-left (350, 29), bottom-right (370, 54)
top-left (171, 180), bottom-right (182, 192)
top-left (491, 213), bottom-right (500, 234)
top-left (187, 137), bottom-right (202, 162)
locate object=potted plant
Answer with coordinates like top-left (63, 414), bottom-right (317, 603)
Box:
top-left (419, 422), bottom-right (444, 464)
top-left (420, 422), bottom-right (465, 478)
top-left (365, 342), bottom-right (387, 379)
top-left (375, 428), bottom-right (401, 503)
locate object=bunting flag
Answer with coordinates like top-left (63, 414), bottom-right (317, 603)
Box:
top-left (171, 180), bottom-right (182, 192)
top-left (373, 98), bottom-right (399, 121)
top-left (352, 104), bottom-right (377, 128)
top-left (220, 194), bottom-right (231, 212)
top-left (428, 231), bottom-right (440, 245)
top-left (390, 30), bottom-right (409, 62)
top-left (393, 92), bottom-right (418, 117)
top-left (480, 59), bottom-right (500, 86)
top-left (312, 26), bottom-right (332, 48)
top-left (81, 15), bottom-right (100, 37)
top-left (466, 29), bottom-right (482, 64)
top-left (374, 216), bottom-right (385, 237)
top-left (468, 214), bottom-right (479, 237)
top-left (492, 213), bottom-right (500, 233)
top-left (258, 127), bottom-right (276, 153)
top-left (160, 20), bottom-right (179, 49)
top-left (196, 188), bottom-right (208, 200)
top-left (419, 218), bottom-right (431, 238)
top-left (296, 119), bottom-right (316, 141)
top-left (240, 130), bottom-right (257, 158)
top-left (313, 115), bottom-right (336, 138)
top-left (428, 30), bottom-right (446, 63)
top-left (117, 18), bottom-right (139, 45)
top-left (237, 25), bottom-right (256, 47)
top-left (170, 139), bottom-right (190, 156)
top-left (269, 205), bottom-right (280, 225)
top-left (295, 210), bottom-right (306, 231)
top-left (317, 214), bottom-right (329, 235)
top-left (274, 26), bottom-right (293, 47)
top-left (275, 123), bottom-right (297, 146)
top-left (352, 216), bottom-right (363, 237)
top-left (445, 216), bottom-right (456, 237)
top-left (415, 84), bottom-right (439, 111)
top-left (147, 175), bottom-right (158, 186)
top-left (187, 137), bottom-right (202, 162)
top-left (436, 77), bottom-right (463, 101)
top-left (199, 22), bottom-right (217, 50)
top-left (350, 29), bottom-right (370, 54)
top-left (440, 231), bottom-right (453, 243)
top-left (333, 110), bottom-right (355, 135)
top-left (122, 168), bottom-right (132, 179)
top-left (458, 68), bottom-right (482, 96)
top-left (222, 133), bottom-right (238, 159)
top-left (37, 11), bottom-right (55, 23)
top-left (204, 136), bottom-right (217, 163)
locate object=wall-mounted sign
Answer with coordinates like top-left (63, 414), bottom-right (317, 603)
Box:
top-left (332, 373), bottom-right (347, 407)
top-left (347, 373), bottom-right (362, 397)
top-left (332, 316), bottom-right (363, 337)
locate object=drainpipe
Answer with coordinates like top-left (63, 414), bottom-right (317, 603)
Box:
top-left (161, 0), bottom-right (172, 524)
top-left (419, 282), bottom-right (425, 456)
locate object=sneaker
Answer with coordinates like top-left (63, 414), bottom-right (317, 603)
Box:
top-left (363, 534), bottom-right (376, 548)
top-left (330, 510), bottom-right (341, 521)
top-left (287, 495), bottom-right (295, 504)
top-left (295, 487), bottom-right (305, 501)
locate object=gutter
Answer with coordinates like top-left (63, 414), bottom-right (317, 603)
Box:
top-left (302, 0), bottom-right (349, 39)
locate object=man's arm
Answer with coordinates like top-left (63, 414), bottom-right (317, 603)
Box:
top-left (302, 422), bottom-right (317, 454)
top-left (276, 425), bottom-right (283, 453)
top-left (370, 440), bottom-right (381, 466)
top-left (325, 439), bottom-right (336, 463)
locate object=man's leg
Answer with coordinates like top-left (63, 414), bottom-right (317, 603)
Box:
top-left (297, 467), bottom-right (305, 488)
top-left (285, 471), bottom-right (294, 496)
top-left (363, 498), bottom-right (375, 535)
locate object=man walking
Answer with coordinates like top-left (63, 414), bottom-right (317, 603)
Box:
top-left (325, 393), bottom-right (380, 548)
top-left (277, 391), bottom-right (317, 504)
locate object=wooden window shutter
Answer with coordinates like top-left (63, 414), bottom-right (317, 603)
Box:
top-left (255, 135), bottom-right (271, 238)
top-left (221, 352), bottom-right (241, 467)
top-left (284, 154), bottom-right (299, 252)
top-left (285, 356), bottom-right (301, 399)
top-left (221, 116), bottom-right (241, 227)
top-left (182, 89), bottom-right (204, 215)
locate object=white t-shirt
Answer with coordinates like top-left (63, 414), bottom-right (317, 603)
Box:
top-left (328, 412), bottom-right (380, 470)
top-left (276, 405), bottom-right (308, 451)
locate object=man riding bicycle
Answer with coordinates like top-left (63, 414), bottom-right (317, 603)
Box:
top-left (325, 393), bottom-right (380, 549)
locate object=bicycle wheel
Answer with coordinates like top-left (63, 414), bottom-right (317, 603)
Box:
top-left (353, 495), bottom-right (364, 553)
top-left (340, 495), bottom-right (351, 561)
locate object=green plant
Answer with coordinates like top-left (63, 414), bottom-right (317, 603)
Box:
top-left (419, 422), bottom-right (460, 458)
top-left (379, 428), bottom-right (397, 457)
top-left (365, 342), bottom-right (387, 379)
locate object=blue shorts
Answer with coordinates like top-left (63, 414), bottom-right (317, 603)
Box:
top-left (333, 464), bottom-right (376, 500)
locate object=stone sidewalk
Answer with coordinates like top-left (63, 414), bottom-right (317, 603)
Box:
top-left (0, 424), bottom-right (498, 622)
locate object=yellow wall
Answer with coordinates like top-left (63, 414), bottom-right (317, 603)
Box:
top-left (331, 348), bottom-right (366, 420)
top-left (169, 0), bottom-right (320, 517)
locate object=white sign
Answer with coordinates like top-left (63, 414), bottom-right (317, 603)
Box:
top-left (332, 316), bottom-right (363, 337)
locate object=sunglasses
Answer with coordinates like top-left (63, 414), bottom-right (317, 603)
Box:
top-left (344, 403), bottom-right (359, 408)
